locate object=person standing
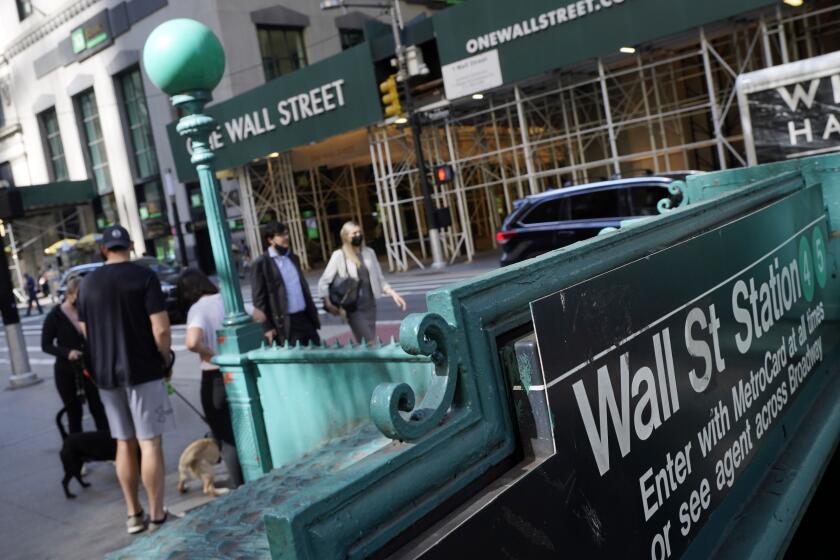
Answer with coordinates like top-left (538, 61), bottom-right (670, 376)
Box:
top-left (41, 276), bottom-right (109, 434)
top-left (178, 268), bottom-right (265, 488)
top-left (77, 225), bottom-right (174, 535)
top-left (24, 273), bottom-right (43, 316)
top-left (318, 221), bottom-right (406, 344)
top-left (251, 222), bottom-right (321, 346)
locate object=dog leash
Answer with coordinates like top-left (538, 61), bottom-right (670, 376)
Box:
top-left (161, 351), bottom-right (210, 426)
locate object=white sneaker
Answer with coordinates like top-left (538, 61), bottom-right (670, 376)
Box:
top-left (126, 510), bottom-right (146, 534)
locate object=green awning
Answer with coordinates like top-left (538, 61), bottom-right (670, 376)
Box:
top-left (20, 180), bottom-right (96, 212)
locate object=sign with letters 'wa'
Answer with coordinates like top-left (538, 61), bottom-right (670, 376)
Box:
top-left (737, 51), bottom-right (840, 165)
top-left (531, 186), bottom-right (838, 558)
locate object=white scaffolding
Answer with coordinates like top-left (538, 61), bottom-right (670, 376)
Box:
top-left (360, 3), bottom-right (840, 269)
top-left (235, 3), bottom-right (840, 273)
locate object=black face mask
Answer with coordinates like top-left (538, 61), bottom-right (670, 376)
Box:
top-left (274, 244), bottom-right (289, 256)
top-left (350, 234), bottom-right (363, 247)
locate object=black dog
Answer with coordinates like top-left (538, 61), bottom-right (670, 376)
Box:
top-left (56, 408), bottom-right (116, 499)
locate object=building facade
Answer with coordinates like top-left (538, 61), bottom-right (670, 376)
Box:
top-left (0, 0), bottom-right (428, 280)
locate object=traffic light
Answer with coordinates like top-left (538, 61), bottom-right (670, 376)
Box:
top-left (379, 74), bottom-right (403, 119)
top-left (434, 164), bottom-right (454, 185)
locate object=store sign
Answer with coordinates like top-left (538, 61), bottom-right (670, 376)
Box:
top-left (441, 50), bottom-right (503, 100)
top-left (168, 45), bottom-right (383, 182)
top-left (738, 51), bottom-right (840, 165)
top-left (529, 185), bottom-right (838, 557)
top-left (70, 11), bottom-right (112, 61)
top-left (433, 0), bottom-right (776, 96)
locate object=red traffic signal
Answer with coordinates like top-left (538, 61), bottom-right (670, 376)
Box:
top-left (434, 164), bottom-right (454, 185)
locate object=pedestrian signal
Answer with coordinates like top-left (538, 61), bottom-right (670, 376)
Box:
top-left (379, 75), bottom-right (403, 118)
top-left (434, 164), bottom-right (454, 185)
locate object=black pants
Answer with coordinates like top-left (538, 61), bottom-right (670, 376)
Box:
top-left (26, 294), bottom-right (42, 316)
top-left (287, 312), bottom-right (320, 346)
top-left (54, 363), bottom-right (109, 434)
top-left (201, 369), bottom-right (244, 488)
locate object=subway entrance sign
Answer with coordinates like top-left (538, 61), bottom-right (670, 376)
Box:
top-left (405, 180), bottom-right (840, 559)
top-left (526, 185), bottom-right (836, 557)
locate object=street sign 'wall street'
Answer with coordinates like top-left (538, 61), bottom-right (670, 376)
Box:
top-left (525, 185), bottom-right (837, 558)
top-left (738, 51), bottom-right (840, 165)
top-left (166, 44), bottom-right (383, 182)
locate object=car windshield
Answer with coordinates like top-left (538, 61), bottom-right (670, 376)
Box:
top-left (132, 258), bottom-right (180, 281)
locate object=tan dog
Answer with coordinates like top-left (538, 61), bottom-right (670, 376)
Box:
top-left (177, 438), bottom-right (230, 497)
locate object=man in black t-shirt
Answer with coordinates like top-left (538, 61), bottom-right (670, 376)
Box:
top-left (78, 225), bottom-right (173, 534)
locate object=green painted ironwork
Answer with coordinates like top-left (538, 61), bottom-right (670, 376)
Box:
top-left (143, 19), bottom-right (268, 482)
top-left (217, 339), bottom-right (434, 468)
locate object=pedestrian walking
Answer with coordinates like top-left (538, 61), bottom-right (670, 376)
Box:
top-left (39, 270), bottom-right (51, 301)
top-left (77, 225), bottom-right (174, 535)
top-left (24, 273), bottom-right (43, 316)
top-left (251, 221), bottom-right (321, 346)
top-left (41, 276), bottom-right (109, 434)
top-left (318, 221), bottom-right (406, 344)
top-left (177, 268), bottom-right (265, 488)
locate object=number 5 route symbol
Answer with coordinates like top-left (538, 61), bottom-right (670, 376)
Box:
top-left (813, 226), bottom-right (828, 290)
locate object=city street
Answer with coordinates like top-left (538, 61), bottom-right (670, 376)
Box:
top-left (4, 0), bottom-right (839, 557)
top-left (0, 256), bottom-right (496, 560)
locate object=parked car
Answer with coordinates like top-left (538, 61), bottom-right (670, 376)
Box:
top-left (57, 258), bottom-right (185, 324)
top-left (497, 177), bottom-right (685, 266)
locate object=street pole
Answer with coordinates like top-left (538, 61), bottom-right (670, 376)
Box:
top-left (0, 228), bottom-right (38, 389)
top-left (388, 2), bottom-right (446, 269)
top-left (164, 169), bottom-right (189, 267)
top-left (143, 19), bottom-right (272, 479)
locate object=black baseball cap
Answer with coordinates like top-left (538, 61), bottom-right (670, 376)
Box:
top-left (101, 225), bottom-right (132, 250)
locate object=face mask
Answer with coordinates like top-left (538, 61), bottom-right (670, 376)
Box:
top-left (350, 234), bottom-right (363, 247)
top-left (274, 243), bottom-right (289, 256)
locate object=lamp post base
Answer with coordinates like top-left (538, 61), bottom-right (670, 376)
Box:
top-left (7, 372), bottom-right (41, 390)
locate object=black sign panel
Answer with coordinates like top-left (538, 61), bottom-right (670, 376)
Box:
top-left (528, 186), bottom-right (836, 557)
top-left (747, 73), bottom-right (840, 163)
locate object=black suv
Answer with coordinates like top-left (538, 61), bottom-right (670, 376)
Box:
top-left (497, 177), bottom-right (684, 266)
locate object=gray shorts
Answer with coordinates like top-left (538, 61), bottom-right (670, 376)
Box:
top-left (99, 379), bottom-right (176, 440)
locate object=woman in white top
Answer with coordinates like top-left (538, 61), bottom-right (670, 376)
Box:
top-left (318, 221), bottom-right (406, 344)
top-left (178, 269), bottom-right (264, 488)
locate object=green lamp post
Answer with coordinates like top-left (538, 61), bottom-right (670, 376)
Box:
top-left (142, 19), bottom-right (272, 479)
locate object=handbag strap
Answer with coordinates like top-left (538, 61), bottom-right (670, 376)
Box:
top-left (340, 249), bottom-right (351, 279)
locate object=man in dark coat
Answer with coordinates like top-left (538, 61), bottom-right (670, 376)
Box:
top-left (251, 222), bottom-right (320, 346)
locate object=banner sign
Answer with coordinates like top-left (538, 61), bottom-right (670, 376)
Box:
top-left (737, 51), bottom-right (840, 165)
top-left (526, 185), bottom-right (837, 557)
top-left (434, 0), bottom-right (775, 99)
top-left (167, 44), bottom-right (383, 182)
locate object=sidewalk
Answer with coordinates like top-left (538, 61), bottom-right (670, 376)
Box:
top-left (0, 253), bottom-right (498, 559)
top-left (0, 363), bottom-right (225, 560)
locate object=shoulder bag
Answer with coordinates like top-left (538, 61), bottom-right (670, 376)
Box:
top-left (328, 251), bottom-right (359, 311)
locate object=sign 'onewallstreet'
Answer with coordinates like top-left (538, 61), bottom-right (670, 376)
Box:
top-left (435, 0), bottom-right (776, 98)
top-left (529, 185), bottom-right (838, 557)
top-left (167, 44), bottom-right (383, 182)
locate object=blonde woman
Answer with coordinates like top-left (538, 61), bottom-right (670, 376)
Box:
top-left (318, 221), bottom-right (406, 344)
